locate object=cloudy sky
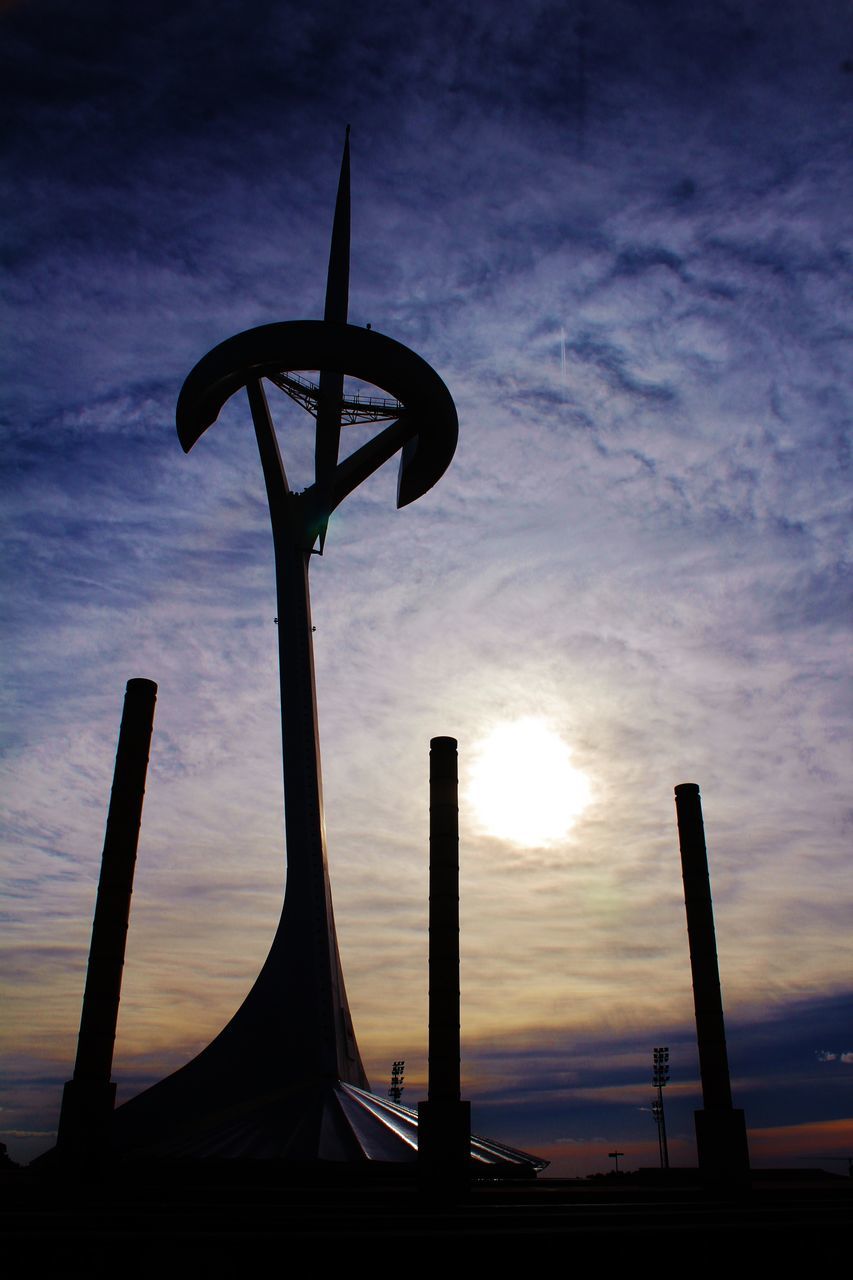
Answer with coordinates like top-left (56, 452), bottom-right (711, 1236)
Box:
top-left (2, 0), bottom-right (851, 1174)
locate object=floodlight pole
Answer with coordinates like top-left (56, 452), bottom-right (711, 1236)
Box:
top-left (651, 1097), bottom-right (664, 1168)
top-left (652, 1045), bottom-right (670, 1170)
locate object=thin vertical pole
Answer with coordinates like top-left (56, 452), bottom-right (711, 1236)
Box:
top-left (675, 784), bottom-right (733, 1109)
top-left (428, 735), bottom-right (461, 1102)
top-left (656, 1102), bottom-right (664, 1169)
top-left (658, 1082), bottom-right (670, 1170)
top-left (58, 678), bottom-right (157, 1161)
top-left (419, 736), bottom-right (470, 1189)
top-left (675, 782), bottom-right (750, 1179)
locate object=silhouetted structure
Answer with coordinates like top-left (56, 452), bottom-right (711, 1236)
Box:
top-left (57, 678), bottom-right (157, 1163)
top-left (45, 137), bottom-right (544, 1175)
top-left (389, 1060), bottom-right (405, 1103)
top-left (419, 737), bottom-right (471, 1186)
top-left (651, 1045), bottom-right (670, 1170)
top-left (675, 782), bottom-right (750, 1179)
top-left (105, 131), bottom-right (460, 1162)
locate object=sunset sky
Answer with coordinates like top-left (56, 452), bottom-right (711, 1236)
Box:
top-left (2, 0), bottom-right (851, 1175)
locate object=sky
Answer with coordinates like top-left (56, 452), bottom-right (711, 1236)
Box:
top-left (2, 0), bottom-right (851, 1175)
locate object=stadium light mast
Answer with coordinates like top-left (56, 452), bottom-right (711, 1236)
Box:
top-left (389, 1060), bottom-right (405, 1104)
top-left (651, 1045), bottom-right (670, 1170)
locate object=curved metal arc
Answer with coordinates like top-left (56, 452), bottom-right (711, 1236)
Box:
top-left (328, 415), bottom-right (418, 514)
top-left (177, 320), bottom-right (458, 509)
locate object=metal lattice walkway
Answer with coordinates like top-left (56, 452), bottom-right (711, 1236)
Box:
top-left (268, 370), bottom-right (404, 425)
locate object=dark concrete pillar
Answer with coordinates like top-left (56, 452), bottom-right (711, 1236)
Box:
top-left (57, 678), bottom-right (157, 1162)
top-left (675, 782), bottom-right (750, 1180)
top-left (418, 736), bottom-right (470, 1187)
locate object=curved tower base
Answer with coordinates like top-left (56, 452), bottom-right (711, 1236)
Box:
top-left (110, 872), bottom-right (368, 1160)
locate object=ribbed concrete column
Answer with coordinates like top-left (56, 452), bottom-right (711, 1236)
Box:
top-left (419, 736), bottom-right (470, 1188)
top-left (57, 678), bottom-right (157, 1162)
top-left (675, 782), bottom-right (749, 1180)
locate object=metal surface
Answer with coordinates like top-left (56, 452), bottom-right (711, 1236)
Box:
top-left (176, 319), bottom-right (458, 516)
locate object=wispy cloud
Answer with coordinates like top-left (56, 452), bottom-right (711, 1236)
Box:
top-left (2, 0), bottom-right (851, 1164)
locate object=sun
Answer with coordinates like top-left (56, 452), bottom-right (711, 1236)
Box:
top-left (467, 718), bottom-right (592, 848)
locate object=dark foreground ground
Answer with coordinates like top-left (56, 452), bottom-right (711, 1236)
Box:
top-left (4, 1166), bottom-right (849, 1268)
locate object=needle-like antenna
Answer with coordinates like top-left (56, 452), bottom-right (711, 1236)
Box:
top-left (315, 125), bottom-right (350, 551)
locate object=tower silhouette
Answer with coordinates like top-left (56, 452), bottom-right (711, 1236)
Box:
top-left (110, 133), bottom-right (460, 1161)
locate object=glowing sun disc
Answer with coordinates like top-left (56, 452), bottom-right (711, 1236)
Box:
top-left (468, 718), bottom-right (591, 847)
